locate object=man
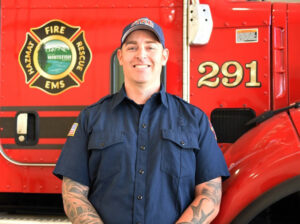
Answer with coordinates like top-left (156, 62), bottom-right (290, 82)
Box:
top-left (53, 17), bottom-right (229, 224)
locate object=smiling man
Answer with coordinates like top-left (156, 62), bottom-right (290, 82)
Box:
top-left (117, 28), bottom-right (169, 104)
top-left (53, 17), bottom-right (229, 224)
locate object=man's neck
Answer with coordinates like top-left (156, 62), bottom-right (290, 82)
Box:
top-left (124, 82), bottom-right (160, 105)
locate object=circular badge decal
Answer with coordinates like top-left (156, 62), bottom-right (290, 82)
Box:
top-left (19, 20), bottom-right (92, 95)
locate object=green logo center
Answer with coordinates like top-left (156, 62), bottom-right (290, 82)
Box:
top-left (38, 39), bottom-right (72, 75)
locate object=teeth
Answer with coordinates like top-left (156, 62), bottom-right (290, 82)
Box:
top-left (134, 65), bottom-right (149, 68)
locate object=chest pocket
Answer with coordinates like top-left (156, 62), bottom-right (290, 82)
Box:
top-left (161, 129), bottom-right (200, 178)
top-left (88, 131), bottom-right (125, 181)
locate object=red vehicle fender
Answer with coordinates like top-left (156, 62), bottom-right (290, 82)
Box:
top-left (213, 109), bottom-right (300, 224)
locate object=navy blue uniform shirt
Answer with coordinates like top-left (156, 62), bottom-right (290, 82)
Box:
top-left (53, 85), bottom-right (229, 224)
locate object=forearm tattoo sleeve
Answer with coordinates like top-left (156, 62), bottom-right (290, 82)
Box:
top-left (62, 177), bottom-right (104, 224)
top-left (177, 178), bottom-right (222, 224)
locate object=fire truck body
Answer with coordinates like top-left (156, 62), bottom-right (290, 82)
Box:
top-left (216, 109), bottom-right (300, 223)
top-left (0, 0), bottom-right (299, 223)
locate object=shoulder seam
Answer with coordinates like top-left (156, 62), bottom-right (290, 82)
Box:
top-left (85, 94), bottom-right (114, 110)
top-left (167, 93), bottom-right (204, 113)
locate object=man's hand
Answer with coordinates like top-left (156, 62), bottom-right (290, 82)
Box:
top-left (176, 177), bottom-right (222, 224)
top-left (62, 177), bottom-right (104, 224)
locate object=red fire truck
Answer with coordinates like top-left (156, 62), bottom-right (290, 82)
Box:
top-left (0, 0), bottom-right (299, 223)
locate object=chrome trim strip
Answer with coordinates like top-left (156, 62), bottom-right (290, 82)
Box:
top-left (0, 142), bottom-right (56, 167)
top-left (183, 0), bottom-right (190, 102)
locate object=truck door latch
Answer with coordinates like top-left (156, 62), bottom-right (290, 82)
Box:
top-left (15, 112), bottom-right (39, 146)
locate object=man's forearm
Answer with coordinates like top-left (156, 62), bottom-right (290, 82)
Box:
top-left (62, 177), bottom-right (104, 224)
top-left (176, 177), bottom-right (222, 224)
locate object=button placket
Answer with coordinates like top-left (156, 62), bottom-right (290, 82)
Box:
top-left (133, 106), bottom-right (149, 223)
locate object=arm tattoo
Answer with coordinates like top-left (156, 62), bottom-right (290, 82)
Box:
top-left (177, 198), bottom-right (214, 224)
top-left (177, 178), bottom-right (222, 224)
top-left (201, 180), bottom-right (222, 206)
top-left (62, 177), bottom-right (103, 224)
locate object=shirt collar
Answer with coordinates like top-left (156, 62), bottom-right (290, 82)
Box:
top-left (112, 84), bottom-right (168, 109)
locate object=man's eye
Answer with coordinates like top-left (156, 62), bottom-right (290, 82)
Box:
top-left (126, 46), bottom-right (136, 50)
top-left (148, 46), bottom-right (156, 50)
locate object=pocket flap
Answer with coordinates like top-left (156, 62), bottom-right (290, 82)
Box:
top-left (88, 131), bottom-right (125, 150)
top-left (161, 129), bottom-right (200, 150)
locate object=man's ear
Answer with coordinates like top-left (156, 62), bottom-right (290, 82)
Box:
top-left (117, 48), bottom-right (123, 66)
top-left (162, 48), bottom-right (169, 66)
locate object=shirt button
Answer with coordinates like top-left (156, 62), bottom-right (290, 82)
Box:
top-left (140, 145), bottom-right (146, 151)
top-left (137, 195), bottom-right (143, 200)
top-left (139, 169), bottom-right (144, 175)
top-left (180, 141), bottom-right (185, 146)
top-left (100, 142), bottom-right (105, 147)
top-left (142, 123), bottom-right (147, 128)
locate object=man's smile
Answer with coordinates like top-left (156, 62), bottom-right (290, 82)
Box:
top-left (133, 64), bottom-right (151, 68)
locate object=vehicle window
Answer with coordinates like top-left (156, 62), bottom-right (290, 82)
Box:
top-left (111, 49), bottom-right (124, 94)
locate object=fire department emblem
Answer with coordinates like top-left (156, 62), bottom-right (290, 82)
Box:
top-left (19, 20), bottom-right (92, 95)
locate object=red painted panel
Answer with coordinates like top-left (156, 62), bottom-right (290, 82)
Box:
top-left (288, 4), bottom-right (300, 105)
top-left (1, 0), bottom-right (183, 9)
top-left (0, 3), bottom-right (183, 107)
top-left (290, 108), bottom-right (300, 137)
top-left (0, 149), bottom-right (62, 193)
top-left (201, 0), bottom-right (272, 28)
top-left (0, 0), bottom-right (183, 193)
top-left (190, 1), bottom-right (271, 117)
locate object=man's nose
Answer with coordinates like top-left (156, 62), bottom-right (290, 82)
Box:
top-left (136, 46), bottom-right (147, 59)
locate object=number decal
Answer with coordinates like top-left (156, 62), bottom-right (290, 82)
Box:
top-left (197, 62), bottom-right (220, 88)
top-left (245, 61), bottom-right (261, 87)
top-left (197, 60), bottom-right (261, 88)
top-left (221, 61), bottom-right (243, 88)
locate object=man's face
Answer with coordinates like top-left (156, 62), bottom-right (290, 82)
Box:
top-left (117, 30), bottom-right (169, 89)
